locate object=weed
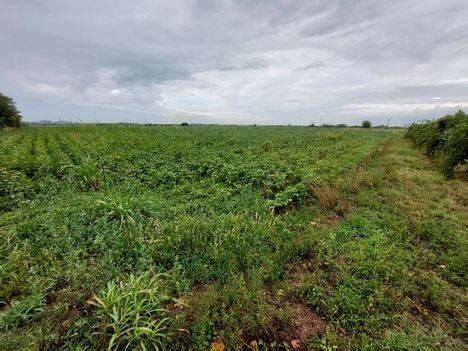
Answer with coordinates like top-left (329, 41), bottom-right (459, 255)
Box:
top-left (89, 272), bottom-right (172, 350)
top-left (268, 183), bottom-right (308, 213)
top-left (73, 156), bottom-right (101, 190)
top-left (0, 293), bottom-right (45, 330)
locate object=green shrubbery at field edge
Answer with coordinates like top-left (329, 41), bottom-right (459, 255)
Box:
top-left (405, 110), bottom-right (467, 177)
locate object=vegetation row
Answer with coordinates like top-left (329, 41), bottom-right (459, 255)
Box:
top-left (405, 110), bottom-right (467, 177)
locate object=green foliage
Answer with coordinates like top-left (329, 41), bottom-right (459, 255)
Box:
top-left (0, 93), bottom-right (22, 128)
top-left (0, 125), bottom-right (465, 349)
top-left (72, 156), bottom-right (101, 190)
top-left (0, 169), bottom-right (34, 211)
top-left (0, 293), bottom-right (45, 330)
top-left (267, 183), bottom-right (307, 213)
top-left (405, 110), bottom-right (468, 177)
top-left (290, 138), bottom-right (466, 349)
top-left (361, 120), bottom-right (371, 128)
top-left (89, 272), bottom-right (171, 350)
top-left (0, 125), bottom-right (387, 347)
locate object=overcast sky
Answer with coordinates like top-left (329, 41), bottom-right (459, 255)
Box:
top-left (1, 1), bottom-right (467, 125)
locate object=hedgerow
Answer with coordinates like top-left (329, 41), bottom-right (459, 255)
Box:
top-left (405, 110), bottom-right (467, 177)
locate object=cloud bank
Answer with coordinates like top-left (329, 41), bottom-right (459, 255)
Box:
top-left (1, 0), bottom-right (467, 125)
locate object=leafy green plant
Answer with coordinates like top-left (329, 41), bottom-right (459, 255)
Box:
top-left (89, 272), bottom-right (172, 350)
top-left (267, 183), bottom-right (308, 213)
top-left (0, 168), bottom-right (33, 211)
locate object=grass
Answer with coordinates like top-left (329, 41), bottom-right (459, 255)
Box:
top-left (0, 125), bottom-right (466, 350)
top-left (89, 272), bottom-right (171, 350)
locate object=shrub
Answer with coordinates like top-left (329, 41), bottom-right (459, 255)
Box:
top-left (0, 93), bottom-right (22, 128)
top-left (362, 120), bottom-right (372, 128)
top-left (405, 110), bottom-right (468, 177)
top-left (89, 272), bottom-right (172, 350)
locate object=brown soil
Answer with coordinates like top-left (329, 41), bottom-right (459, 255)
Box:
top-left (281, 303), bottom-right (326, 350)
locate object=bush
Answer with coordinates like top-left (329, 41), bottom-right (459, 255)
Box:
top-left (362, 120), bottom-right (372, 128)
top-left (0, 93), bottom-right (22, 128)
top-left (405, 110), bottom-right (468, 177)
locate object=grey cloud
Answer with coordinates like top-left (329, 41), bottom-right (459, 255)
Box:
top-left (1, 0), bottom-right (467, 124)
top-left (393, 83), bottom-right (468, 101)
top-left (296, 62), bottom-right (325, 71)
top-left (216, 58), bottom-right (270, 72)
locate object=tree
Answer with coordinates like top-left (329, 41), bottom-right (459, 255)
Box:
top-left (0, 93), bottom-right (22, 128)
top-left (362, 120), bottom-right (372, 128)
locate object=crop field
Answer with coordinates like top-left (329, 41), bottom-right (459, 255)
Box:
top-left (0, 125), bottom-right (466, 350)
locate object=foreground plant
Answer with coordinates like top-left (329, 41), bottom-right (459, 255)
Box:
top-left (89, 272), bottom-right (171, 350)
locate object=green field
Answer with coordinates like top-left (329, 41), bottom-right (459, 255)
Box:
top-left (1, 125), bottom-right (466, 350)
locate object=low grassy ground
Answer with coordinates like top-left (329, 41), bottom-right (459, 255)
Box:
top-left (0, 126), bottom-right (466, 350)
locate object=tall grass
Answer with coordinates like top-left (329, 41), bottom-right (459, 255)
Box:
top-left (89, 272), bottom-right (171, 350)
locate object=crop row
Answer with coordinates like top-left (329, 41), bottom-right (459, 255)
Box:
top-left (2, 125), bottom-right (388, 211)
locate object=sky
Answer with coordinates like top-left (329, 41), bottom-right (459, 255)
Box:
top-left (1, 0), bottom-right (467, 125)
